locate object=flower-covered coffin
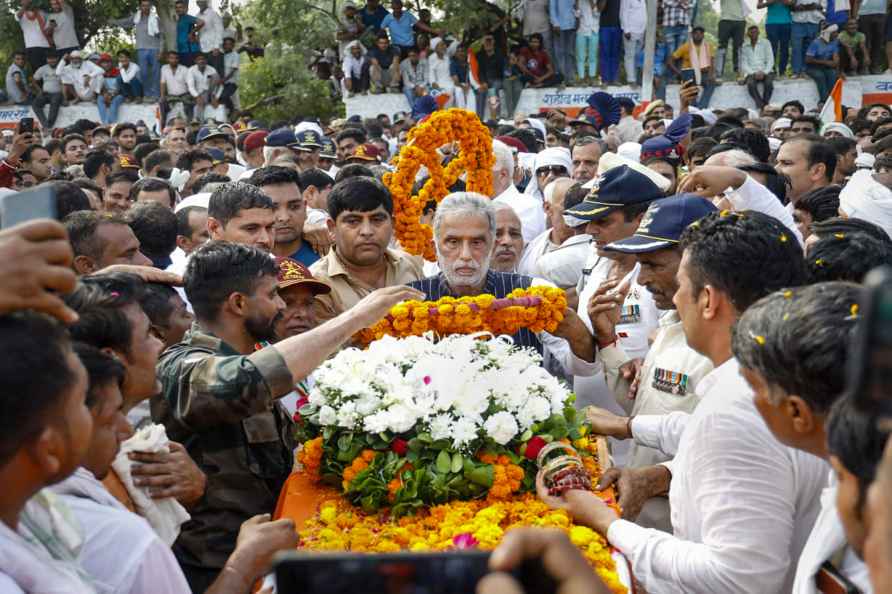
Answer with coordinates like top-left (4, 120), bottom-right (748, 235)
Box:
top-left (286, 334), bottom-right (629, 593)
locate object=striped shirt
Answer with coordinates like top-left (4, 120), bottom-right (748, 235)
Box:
top-left (410, 271), bottom-right (543, 353)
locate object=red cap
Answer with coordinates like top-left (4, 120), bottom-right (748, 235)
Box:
top-left (496, 135), bottom-right (529, 154)
top-left (348, 143), bottom-right (381, 162)
top-left (99, 53), bottom-right (113, 62)
top-left (276, 257), bottom-right (330, 295)
top-left (243, 130), bottom-right (268, 153)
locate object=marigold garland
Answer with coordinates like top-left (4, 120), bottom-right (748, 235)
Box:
top-left (356, 286), bottom-right (567, 345)
top-left (383, 109), bottom-right (495, 261)
top-left (295, 435), bottom-right (626, 594)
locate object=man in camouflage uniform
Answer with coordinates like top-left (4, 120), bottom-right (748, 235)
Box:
top-left (156, 240), bottom-right (421, 590)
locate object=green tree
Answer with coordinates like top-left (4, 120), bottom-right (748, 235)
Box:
top-left (238, 44), bottom-right (343, 121)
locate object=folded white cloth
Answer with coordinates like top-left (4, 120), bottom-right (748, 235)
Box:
top-left (111, 424), bottom-right (191, 547)
top-left (133, 7), bottom-right (160, 37)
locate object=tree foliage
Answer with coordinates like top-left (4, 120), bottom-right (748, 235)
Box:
top-left (238, 44), bottom-right (343, 122)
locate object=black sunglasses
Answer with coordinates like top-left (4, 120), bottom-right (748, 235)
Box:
top-left (536, 165), bottom-right (567, 177)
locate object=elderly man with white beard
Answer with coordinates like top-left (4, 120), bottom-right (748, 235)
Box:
top-left (410, 192), bottom-right (598, 377)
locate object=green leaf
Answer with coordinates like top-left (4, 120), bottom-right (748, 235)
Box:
top-left (451, 453), bottom-right (463, 473)
top-left (435, 450), bottom-right (452, 474)
top-left (336, 433), bottom-right (353, 451)
top-left (417, 432), bottom-right (433, 444)
top-left (468, 464), bottom-right (494, 487)
top-left (520, 429), bottom-right (533, 442)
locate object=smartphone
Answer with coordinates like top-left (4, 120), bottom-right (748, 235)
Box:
top-left (848, 266), bottom-right (892, 420)
top-left (18, 117), bottom-right (34, 135)
top-left (273, 551), bottom-right (556, 594)
top-left (1, 186), bottom-right (57, 229)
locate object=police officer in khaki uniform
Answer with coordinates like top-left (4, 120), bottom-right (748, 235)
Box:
top-left (587, 194), bottom-right (717, 532)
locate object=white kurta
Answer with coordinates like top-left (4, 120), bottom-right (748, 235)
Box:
top-left (607, 358), bottom-right (828, 594)
top-left (493, 184), bottom-right (546, 245)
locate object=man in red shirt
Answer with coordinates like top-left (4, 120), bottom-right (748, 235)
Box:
top-left (517, 33), bottom-right (564, 88)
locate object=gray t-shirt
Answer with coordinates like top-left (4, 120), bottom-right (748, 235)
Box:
top-left (34, 63), bottom-right (62, 94)
top-left (113, 12), bottom-right (162, 50)
top-left (5, 64), bottom-right (27, 104)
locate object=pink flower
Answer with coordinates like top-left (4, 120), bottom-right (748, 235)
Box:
top-left (423, 376), bottom-right (431, 385)
top-left (452, 533), bottom-right (479, 549)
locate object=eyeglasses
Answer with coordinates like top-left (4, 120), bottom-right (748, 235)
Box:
top-left (536, 165), bottom-right (567, 177)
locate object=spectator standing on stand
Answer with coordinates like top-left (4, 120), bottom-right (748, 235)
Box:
top-left (174, 0), bottom-right (202, 67)
top-left (399, 46), bottom-right (428, 106)
top-left (805, 23), bottom-right (841, 102)
top-left (662, 0), bottom-right (692, 54)
top-left (16, 0), bottom-right (51, 71)
top-left (598, 0), bottom-right (622, 84)
top-left (668, 26), bottom-right (717, 107)
top-left (369, 33), bottom-right (401, 93)
top-left (45, 0), bottom-right (79, 57)
top-left (474, 33), bottom-right (507, 119)
top-left (549, 0), bottom-right (576, 81)
top-left (31, 52), bottom-right (63, 129)
top-left (112, 0), bottom-right (163, 102)
top-left (449, 43), bottom-right (474, 110)
top-left (742, 25), bottom-right (776, 108)
top-left (791, 0), bottom-right (824, 79)
top-left (620, 0), bottom-right (646, 86)
top-left (195, 0), bottom-right (224, 75)
top-left (380, 0), bottom-right (419, 55)
top-left (856, 0), bottom-right (886, 73)
top-left (5, 52), bottom-right (31, 106)
top-left (359, 0), bottom-right (390, 36)
top-left (523, 0), bottom-right (552, 60)
top-left (838, 18), bottom-right (870, 74)
top-left (760, 0), bottom-right (793, 76)
top-left (716, 0), bottom-right (747, 80)
top-left (218, 35), bottom-right (240, 113)
top-left (576, 0), bottom-right (599, 84)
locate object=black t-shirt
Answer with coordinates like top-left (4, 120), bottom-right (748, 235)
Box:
top-left (600, 0), bottom-right (621, 26)
top-left (475, 48), bottom-right (507, 83)
top-left (369, 45), bottom-right (400, 69)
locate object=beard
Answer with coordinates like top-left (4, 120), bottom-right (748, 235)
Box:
top-left (438, 251), bottom-right (492, 291)
top-left (245, 310), bottom-right (283, 343)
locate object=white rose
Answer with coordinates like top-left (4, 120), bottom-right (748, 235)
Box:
top-left (318, 405), bottom-right (337, 426)
top-left (385, 404), bottom-right (417, 433)
top-left (429, 413), bottom-right (453, 441)
top-left (336, 401), bottom-right (359, 428)
top-left (483, 411), bottom-right (519, 445)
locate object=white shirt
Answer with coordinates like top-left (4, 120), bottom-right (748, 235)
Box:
top-left (493, 184), bottom-right (546, 244)
top-left (48, 4), bottom-right (79, 49)
top-left (793, 472), bottom-right (873, 594)
top-left (58, 60), bottom-right (103, 97)
top-left (577, 0), bottom-right (600, 34)
top-left (187, 64), bottom-right (218, 96)
top-left (614, 115), bottom-right (643, 144)
top-left (531, 277), bottom-right (600, 380)
top-left (223, 50), bottom-right (240, 84)
top-left (537, 233), bottom-right (591, 288)
top-left (608, 358), bottom-right (828, 594)
top-left (574, 259), bottom-right (660, 415)
top-left (428, 53), bottom-right (452, 89)
top-left (342, 53), bottom-right (366, 78)
top-left (729, 174), bottom-right (804, 246)
top-left (518, 229), bottom-right (553, 278)
top-left (119, 62), bottom-right (140, 84)
top-left (160, 64), bottom-right (189, 96)
top-left (17, 11), bottom-right (50, 48)
top-left (197, 7), bottom-right (224, 53)
top-left (741, 38), bottom-right (774, 76)
top-left (51, 468), bottom-right (191, 594)
top-left (619, 0), bottom-right (646, 36)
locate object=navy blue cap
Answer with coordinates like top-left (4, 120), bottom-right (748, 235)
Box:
top-left (319, 137), bottom-right (336, 158)
top-left (616, 96), bottom-right (636, 112)
top-left (266, 127), bottom-right (297, 147)
top-left (206, 148), bottom-right (225, 164)
top-left (640, 114), bottom-right (692, 163)
top-left (197, 125), bottom-right (227, 143)
top-left (295, 130), bottom-right (323, 151)
top-left (564, 165), bottom-right (664, 221)
top-left (570, 92), bottom-right (621, 131)
top-left (603, 194), bottom-right (718, 253)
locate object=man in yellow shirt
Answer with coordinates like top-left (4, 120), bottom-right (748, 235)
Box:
top-left (667, 26), bottom-right (717, 108)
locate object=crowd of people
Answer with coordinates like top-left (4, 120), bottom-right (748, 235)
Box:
top-left (6, 0), bottom-right (256, 127)
top-left (4, 2), bottom-right (892, 593)
top-left (324, 0), bottom-right (892, 117)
